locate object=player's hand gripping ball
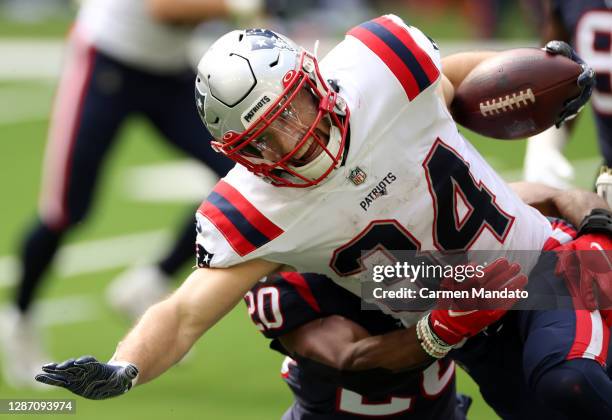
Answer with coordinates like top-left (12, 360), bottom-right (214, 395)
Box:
top-left (451, 43), bottom-right (593, 139)
top-left (543, 40), bottom-right (595, 128)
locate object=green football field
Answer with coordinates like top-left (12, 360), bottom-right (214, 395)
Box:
top-left (0, 77), bottom-right (602, 420)
top-left (0, 9), bottom-right (604, 419)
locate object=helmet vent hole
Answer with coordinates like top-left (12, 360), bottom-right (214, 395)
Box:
top-left (213, 117), bottom-right (219, 124)
top-left (238, 33), bottom-right (244, 42)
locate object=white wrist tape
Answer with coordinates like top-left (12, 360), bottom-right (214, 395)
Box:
top-left (416, 314), bottom-right (453, 359)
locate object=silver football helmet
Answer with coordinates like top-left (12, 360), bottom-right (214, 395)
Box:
top-left (195, 28), bottom-right (349, 187)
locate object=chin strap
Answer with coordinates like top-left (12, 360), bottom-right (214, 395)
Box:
top-left (287, 125), bottom-right (342, 181)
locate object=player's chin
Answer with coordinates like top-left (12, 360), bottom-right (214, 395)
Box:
top-left (292, 136), bottom-right (325, 166)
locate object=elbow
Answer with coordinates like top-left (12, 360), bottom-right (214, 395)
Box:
top-left (146, 0), bottom-right (194, 24)
top-left (146, 0), bottom-right (172, 22)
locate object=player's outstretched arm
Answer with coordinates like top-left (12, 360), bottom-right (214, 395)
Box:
top-left (510, 181), bottom-right (610, 226)
top-left (35, 258), bottom-right (280, 399)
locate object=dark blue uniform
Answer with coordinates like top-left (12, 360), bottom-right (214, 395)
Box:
top-left (244, 272), bottom-right (470, 420)
top-left (15, 29), bottom-right (233, 313)
top-left (453, 219), bottom-right (612, 419)
top-left (552, 0), bottom-right (612, 165)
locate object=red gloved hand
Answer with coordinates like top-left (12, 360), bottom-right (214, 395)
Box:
top-left (417, 258), bottom-right (527, 358)
top-left (555, 233), bottom-right (612, 311)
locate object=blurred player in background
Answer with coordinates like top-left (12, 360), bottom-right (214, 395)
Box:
top-left (523, 0), bottom-right (612, 191)
top-left (0, 0), bottom-right (265, 388)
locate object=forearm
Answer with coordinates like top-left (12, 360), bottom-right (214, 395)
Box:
top-left (341, 326), bottom-right (431, 372)
top-left (112, 298), bottom-right (192, 384)
top-left (281, 319), bottom-right (432, 396)
top-left (113, 260), bottom-right (279, 385)
top-left (552, 190), bottom-right (610, 226)
top-left (511, 181), bottom-right (610, 226)
top-left (280, 316), bottom-right (431, 374)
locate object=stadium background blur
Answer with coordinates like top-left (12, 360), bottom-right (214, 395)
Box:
top-left (0, 0), bottom-right (602, 418)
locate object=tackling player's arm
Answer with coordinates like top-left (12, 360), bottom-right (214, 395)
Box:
top-left (146, 0), bottom-right (263, 24)
top-left (279, 315), bottom-right (429, 373)
top-left (35, 258), bottom-right (281, 398)
top-left (279, 259), bottom-right (525, 381)
top-left (510, 181), bottom-right (610, 225)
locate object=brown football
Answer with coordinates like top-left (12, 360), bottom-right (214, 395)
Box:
top-left (450, 48), bottom-right (582, 139)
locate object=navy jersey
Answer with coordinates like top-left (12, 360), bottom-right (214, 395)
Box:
top-left (244, 273), bottom-right (468, 419)
top-left (552, 0), bottom-right (612, 164)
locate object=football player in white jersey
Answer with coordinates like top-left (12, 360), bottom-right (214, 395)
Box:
top-left (33, 15), bottom-right (611, 418)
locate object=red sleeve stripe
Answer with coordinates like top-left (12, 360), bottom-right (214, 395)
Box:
top-left (198, 181), bottom-right (283, 257)
top-left (215, 181), bottom-right (284, 240)
top-left (374, 16), bottom-right (440, 84)
top-left (347, 17), bottom-right (439, 100)
top-left (199, 200), bottom-right (256, 256)
top-left (280, 272), bottom-right (321, 313)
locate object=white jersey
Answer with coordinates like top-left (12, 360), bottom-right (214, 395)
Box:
top-left (196, 15), bottom-right (552, 322)
top-left (77, 0), bottom-right (191, 73)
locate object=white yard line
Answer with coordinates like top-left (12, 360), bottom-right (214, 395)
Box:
top-left (0, 230), bottom-right (171, 288)
top-left (123, 159), bottom-right (219, 202)
top-left (0, 39), bottom-right (535, 80)
top-left (0, 295), bottom-right (100, 326)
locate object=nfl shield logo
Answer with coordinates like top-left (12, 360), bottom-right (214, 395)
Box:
top-left (348, 167), bottom-right (367, 185)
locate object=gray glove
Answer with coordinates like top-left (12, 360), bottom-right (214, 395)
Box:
top-left (544, 40), bottom-right (595, 127)
top-left (35, 356), bottom-right (138, 400)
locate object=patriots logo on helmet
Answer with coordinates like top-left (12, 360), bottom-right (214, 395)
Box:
top-left (194, 85), bottom-right (206, 119)
top-left (245, 28), bottom-right (294, 51)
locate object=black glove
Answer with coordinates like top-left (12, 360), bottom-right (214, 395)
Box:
top-left (35, 356), bottom-right (139, 400)
top-left (544, 40), bottom-right (595, 128)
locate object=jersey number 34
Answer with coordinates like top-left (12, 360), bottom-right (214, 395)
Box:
top-left (331, 138), bottom-right (514, 276)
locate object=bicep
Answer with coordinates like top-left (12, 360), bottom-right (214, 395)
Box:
top-left (171, 259), bottom-right (281, 340)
